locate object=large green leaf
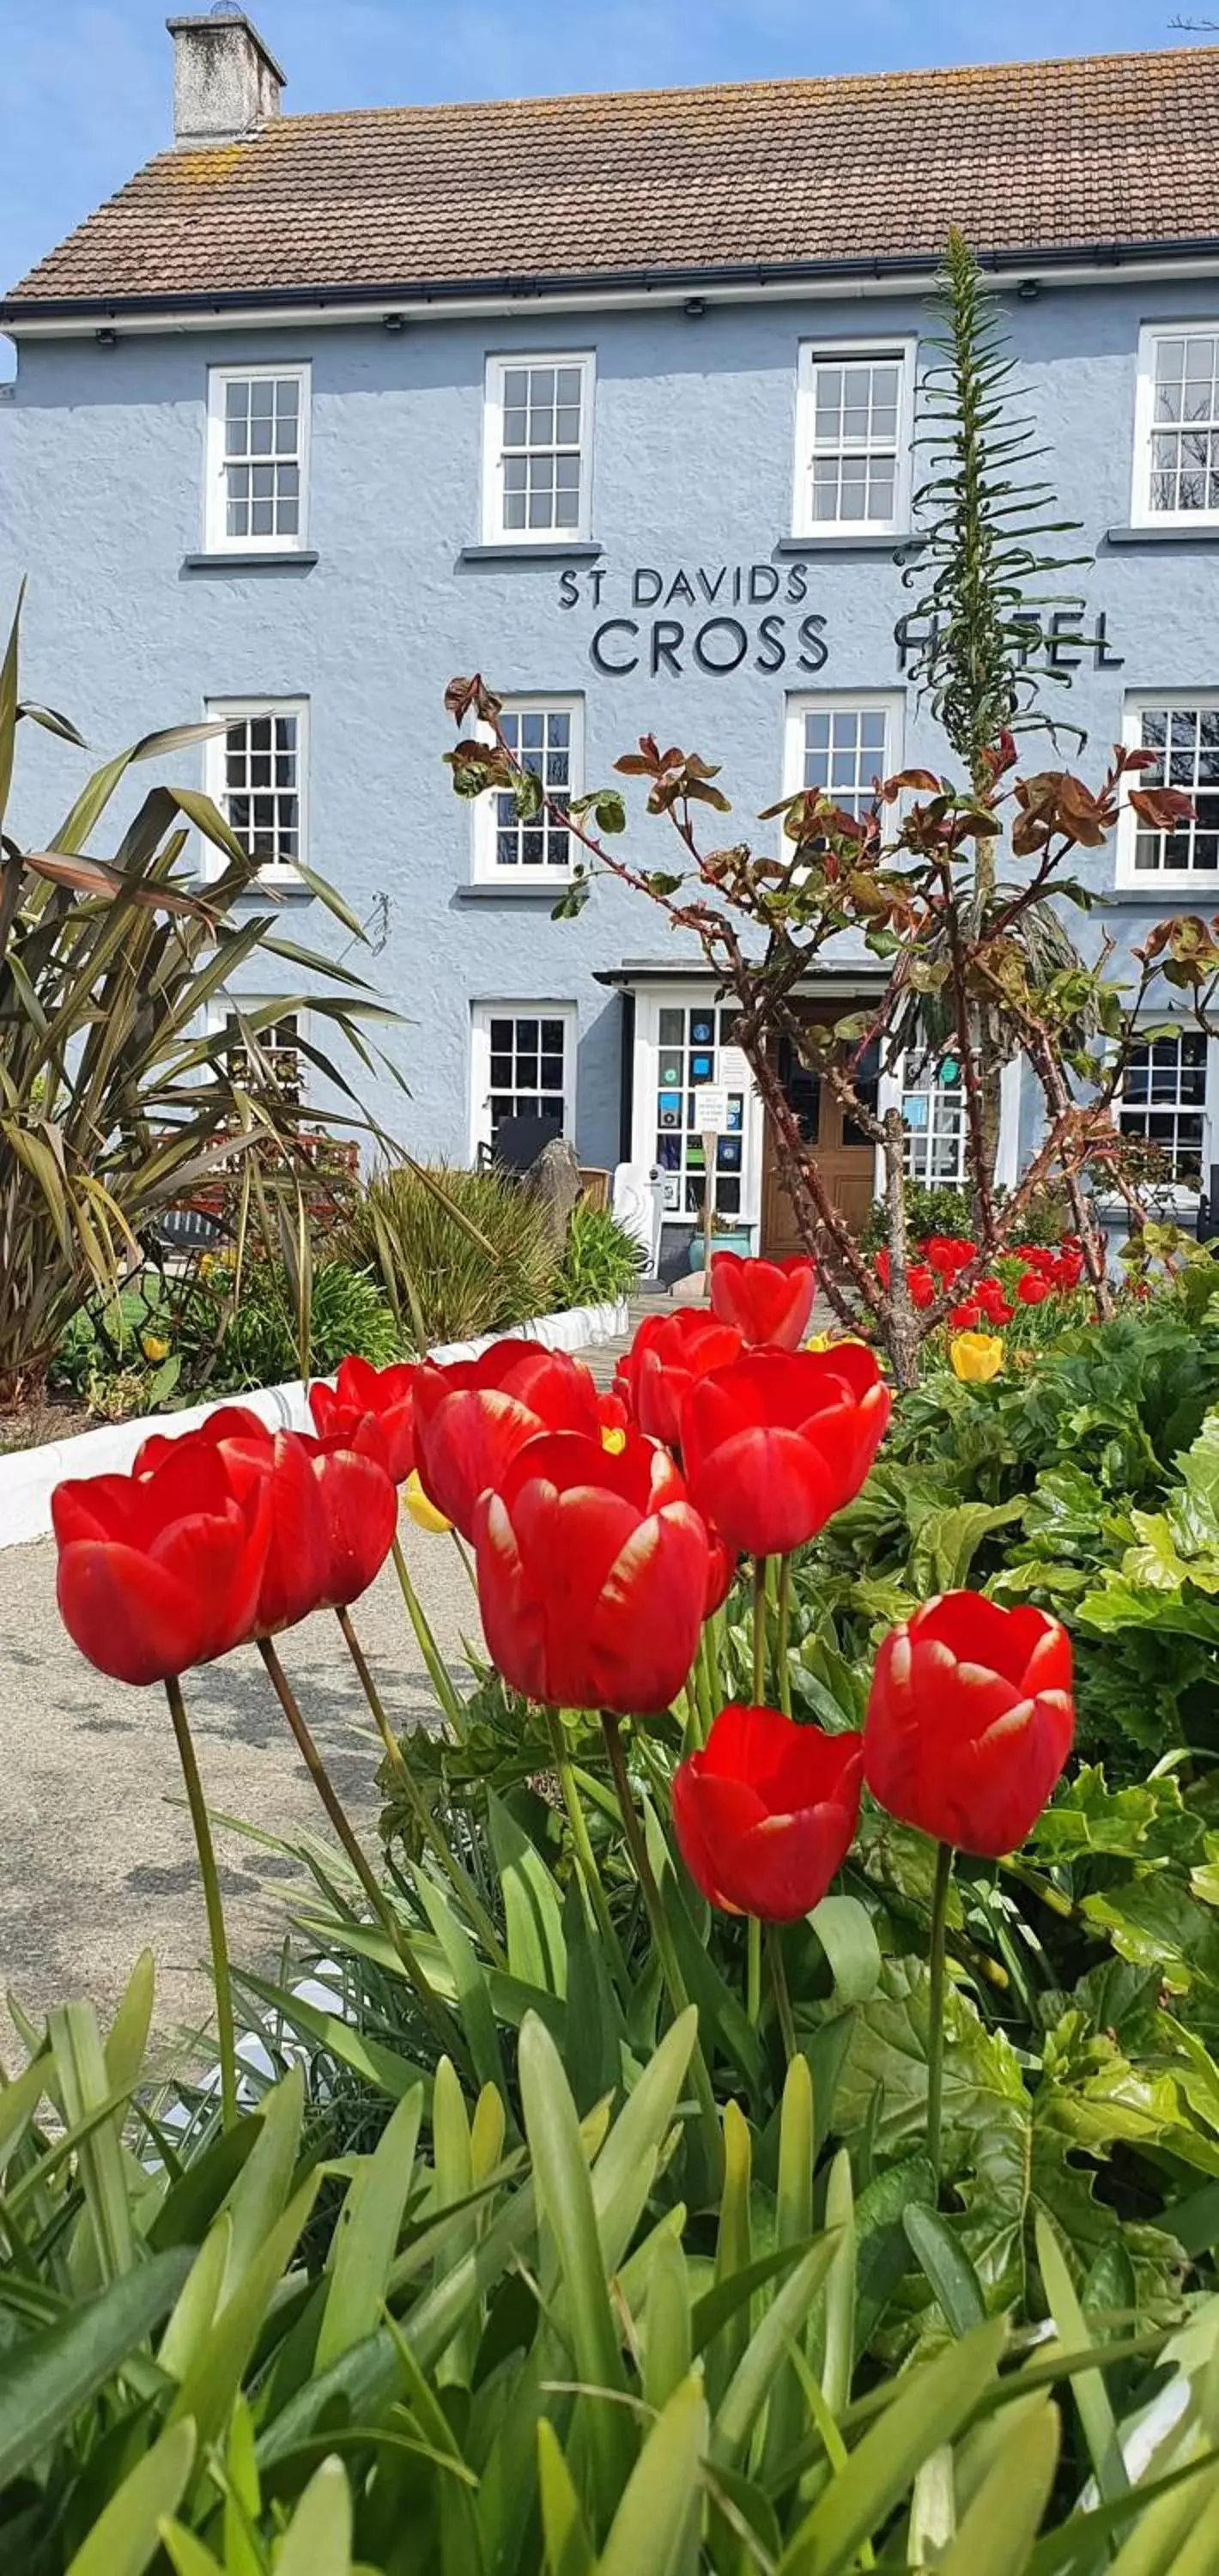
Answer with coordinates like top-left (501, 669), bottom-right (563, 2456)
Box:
top-left (777, 2316), bottom-right (1009, 2576)
top-left (0, 2249), bottom-right (191, 2490)
top-left (488, 1794), bottom-right (567, 1997)
top-left (274, 2456), bottom-right (353, 2574)
top-left (937, 2399), bottom-right (1059, 2576)
top-left (519, 2014), bottom-right (632, 2519)
top-left (64, 2418), bottom-right (197, 2576)
top-left (596, 2373), bottom-right (707, 2576)
top-left (315, 2087), bottom-right (422, 2373)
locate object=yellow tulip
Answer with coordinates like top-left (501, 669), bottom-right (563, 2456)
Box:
top-left (141, 1333), bottom-right (170, 1364)
top-left (403, 1470), bottom-right (452, 1534)
top-left (949, 1331), bottom-right (1004, 1383)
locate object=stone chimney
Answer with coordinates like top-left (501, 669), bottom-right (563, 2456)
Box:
top-left (167, 10), bottom-right (285, 149)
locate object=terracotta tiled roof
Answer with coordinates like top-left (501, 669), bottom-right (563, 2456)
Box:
top-left (9, 44), bottom-right (1219, 313)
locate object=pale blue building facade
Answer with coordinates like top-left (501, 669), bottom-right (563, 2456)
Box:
top-left (4, 16), bottom-right (1219, 1260)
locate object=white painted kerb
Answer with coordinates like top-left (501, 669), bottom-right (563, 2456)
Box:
top-left (0, 1297), bottom-right (628, 1549)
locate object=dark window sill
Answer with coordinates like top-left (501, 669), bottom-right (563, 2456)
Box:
top-left (458, 540), bottom-right (603, 563)
top-left (1107, 884), bottom-right (1219, 903)
top-left (776, 532), bottom-right (920, 556)
top-left (182, 550), bottom-right (318, 572)
top-left (454, 880), bottom-right (574, 902)
top-left (1105, 524), bottom-right (1219, 548)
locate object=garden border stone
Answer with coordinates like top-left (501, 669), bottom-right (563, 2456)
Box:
top-left (0, 1295), bottom-right (629, 1549)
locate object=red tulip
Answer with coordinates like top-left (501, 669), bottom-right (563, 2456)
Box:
top-left (709, 1252), bottom-right (816, 1352)
top-left (863, 1591), bottom-right (1073, 1857)
top-left (473, 1428), bottom-right (709, 1715)
top-left (705, 1528), bottom-right (737, 1618)
top-left (974, 1278), bottom-right (1013, 1326)
top-left (52, 1439), bottom-right (272, 1686)
top-left (614, 1308), bottom-right (743, 1449)
top-left (137, 1413), bottom-right (397, 1631)
top-left (1016, 1272), bottom-right (1051, 1306)
top-left (674, 1704), bottom-right (864, 1919)
top-left (907, 1266), bottom-right (937, 1309)
top-left (681, 1344), bottom-right (891, 1558)
top-left (925, 1236), bottom-right (974, 1280)
top-left (309, 1356), bottom-right (417, 1483)
top-left (413, 1340), bottom-right (602, 1540)
top-left (949, 1300), bottom-right (982, 1330)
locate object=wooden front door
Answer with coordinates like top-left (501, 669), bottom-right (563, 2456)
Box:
top-left (761, 1011), bottom-right (878, 1255)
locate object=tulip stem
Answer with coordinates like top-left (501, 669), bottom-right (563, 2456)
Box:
top-left (164, 1676), bottom-right (237, 2130)
top-left (546, 1707), bottom-right (629, 1990)
top-left (752, 1558), bottom-right (768, 1704)
top-left (451, 1529), bottom-right (478, 1595)
top-left (600, 1710), bottom-right (722, 2178)
top-left (335, 1607), bottom-right (506, 1967)
top-left (391, 1534), bottom-right (468, 1742)
top-left (705, 1605), bottom-right (725, 1714)
top-left (926, 1839), bottom-right (955, 2190)
top-left (746, 1914), bottom-right (761, 2027)
top-left (776, 1556), bottom-right (793, 1717)
top-left (257, 1636), bottom-right (464, 2068)
top-left (689, 1629), bottom-right (713, 1747)
top-left (767, 1923), bottom-right (798, 2064)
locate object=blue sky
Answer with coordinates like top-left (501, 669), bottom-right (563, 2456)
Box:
top-left (0, 0), bottom-right (1206, 300)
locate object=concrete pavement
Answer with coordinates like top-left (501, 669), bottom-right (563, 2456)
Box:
top-left (0, 1518), bottom-right (479, 2051)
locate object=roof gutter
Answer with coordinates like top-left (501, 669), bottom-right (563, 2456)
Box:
top-left (9, 234), bottom-right (1219, 333)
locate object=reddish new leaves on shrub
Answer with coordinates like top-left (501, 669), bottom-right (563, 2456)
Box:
top-left (709, 1251), bottom-right (816, 1352)
top-left (52, 1439), bottom-right (272, 1686)
top-left (681, 1343), bottom-right (891, 1558)
top-left (472, 1427), bottom-right (710, 1715)
top-left (673, 1703), bottom-right (864, 1919)
top-left (309, 1357), bottom-right (418, 1483)
top-left (413, 1340), bottom-right (602, 1540)
top-left (863, 1591), bottom-right (1074, 1857)
top-left (614, 1307), bottom-right (743, 1448)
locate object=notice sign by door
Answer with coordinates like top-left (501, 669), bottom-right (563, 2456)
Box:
top-left (718, 1047), bottom-right (752, 1091)
top-left (692, 1084), bottom-right (732, 1133)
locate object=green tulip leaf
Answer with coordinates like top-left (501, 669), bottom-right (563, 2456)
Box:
top-left (65, 2418), bottom-right (197, 2576)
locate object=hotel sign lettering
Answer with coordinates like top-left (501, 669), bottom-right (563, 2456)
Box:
top-left (559, 561), bottom-right (828, 677)
top-left (556, 563), bottom-right (1124, 678)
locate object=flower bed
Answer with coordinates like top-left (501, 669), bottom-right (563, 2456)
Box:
top-left (13, 1252), bottom-right (1219, 2569)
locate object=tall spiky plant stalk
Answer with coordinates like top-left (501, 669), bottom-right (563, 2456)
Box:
top-left (904, 231), bottom-right (1090, 1220)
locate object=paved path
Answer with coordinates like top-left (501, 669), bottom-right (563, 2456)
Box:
top-left (0, 1521), bottom-right (480, 2053)
top-left (0, 1317), bottom-right (640, 2058)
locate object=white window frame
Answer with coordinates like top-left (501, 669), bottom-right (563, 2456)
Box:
top-left (1117, 690), bottom-right (1219, 890)
top-left (203, 361), bottom-right (311, 554)
top-left (203, 696), bottom-right (308, 886)
top-left (876, 1052), bottom-right (1021, 1201)
top-left (782, 690), bottom-right (906, 823)
top-left (481, 351), bottom-right (594, 544)
top-left (473, 696), bottom-right (584, 884)
top-left (1113, 1022), bottom-right (1217, 1206)
top-left (628, 983), bottom-right (766, 1245)
top-left (218, 998), bottom-right (309, 1109)
top-left (1131, 323), bottom-right (1219, 530)
top-left (469, 1001), bottom-right (578, 1159)
top-left (898, 1046), bottom-right (969, 1190)
top-left (793, 337), bottom-right (916, 540)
